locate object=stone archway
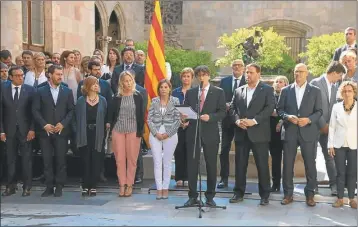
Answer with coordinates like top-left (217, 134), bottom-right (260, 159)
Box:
top-left (250, 19), bottom-right (313, 62)
top-left (112, 2), bottom-right (126, 43)
top-left (94, 1), bottom-right (109, 52)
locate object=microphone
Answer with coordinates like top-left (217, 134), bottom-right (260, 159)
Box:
top-left (199, 81), bottom-right (203, 89)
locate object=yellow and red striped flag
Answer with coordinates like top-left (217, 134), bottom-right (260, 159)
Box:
top-left (143, 0), bottom-right (167, 147)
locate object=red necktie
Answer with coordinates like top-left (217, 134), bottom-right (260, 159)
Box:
top-left (200, 88), bottom-right (205, 112)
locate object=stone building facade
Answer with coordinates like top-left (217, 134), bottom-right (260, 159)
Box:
top-left (1, 1), bottom-right (356, 68)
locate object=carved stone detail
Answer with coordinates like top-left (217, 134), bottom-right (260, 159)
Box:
top-left (144, 0), bottom-right (183, 25)
top-left (163, 25), bottom-right (182, 48)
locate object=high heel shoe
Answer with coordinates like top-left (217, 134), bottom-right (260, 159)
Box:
top-left (124, 185), bottom-right (133, 197)
top-left (162, 189), bottom-right (168, 199)
top-left (119, 185), bottom-right (126, 197)
top-left (89, 188), bottom-right (97, 197)
top-left (82, 188), bottom-right (88, 197)
top-left (156, 190), bottom-right (162, 200)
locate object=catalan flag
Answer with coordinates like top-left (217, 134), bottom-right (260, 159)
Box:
top-left (143, 0), bottom-right (167, 147)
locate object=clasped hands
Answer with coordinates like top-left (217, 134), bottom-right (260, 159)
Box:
top-left (235, 118), bottom-right (256, 130)
top-left (155, 133), bottom-right (169, 141)
top-left (287, 115), bottom-right (310, 127)
top-left (44, 123), bottom-right (64, 135)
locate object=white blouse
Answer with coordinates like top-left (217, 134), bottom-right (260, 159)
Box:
top-left (24, 70), bottom-right (47, 87)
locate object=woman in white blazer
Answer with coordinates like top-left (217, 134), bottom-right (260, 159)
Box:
top-left (328, 81), bottom-right (357, 209)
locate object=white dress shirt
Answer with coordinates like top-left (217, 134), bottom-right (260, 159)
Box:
top-left (24, 70), bottom-right (47, 87)
top-left (49, 83), bottom-right (60, 105)
top-left (11, 84), bottom-right (21, 99)
top-left (246, 81), bottom-right (259, 108)
top-left (294, 81), bottom-right (307, 109)
top-left (324, 74), bottom-right (333, 103)
top-left (165, 62), bottom-right (172, 81)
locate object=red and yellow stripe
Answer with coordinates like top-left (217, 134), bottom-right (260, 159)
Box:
top-left (144, 0), bottom-right (167, 147)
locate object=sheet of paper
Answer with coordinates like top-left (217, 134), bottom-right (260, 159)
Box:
top-left (175, 106), bottom-right (198, 119)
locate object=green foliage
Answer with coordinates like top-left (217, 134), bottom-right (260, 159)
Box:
top-left (216, 27), bottom-right (290, 69)
top-left (261, 53), bottom-right (296, 83)
top-left (299, 32), bottom-right (346, 76)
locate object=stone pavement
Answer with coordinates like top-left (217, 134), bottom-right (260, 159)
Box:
top-left (1, 187), bottom-right (357, 226)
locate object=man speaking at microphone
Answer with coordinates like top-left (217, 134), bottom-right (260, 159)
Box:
top-left (182, 65), bottom-right (226, 207)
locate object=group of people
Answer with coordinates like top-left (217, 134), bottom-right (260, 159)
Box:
top-left (0, 27), bottom-right (357, 209)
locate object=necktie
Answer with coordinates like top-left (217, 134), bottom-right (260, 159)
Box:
top-left (233, 79), bottom-right (238, 91)
top-left (34, 79), bottom-right (38, 88)
top-left (125, 65), bottom-right (130, 70)
top-left (199, 88), bottom-right (205, 112)
top-left (14, 87), bottom-right (19, 106)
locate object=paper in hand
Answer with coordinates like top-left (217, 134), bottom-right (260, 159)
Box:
top-left (175, 106), bottom-right (198, 119)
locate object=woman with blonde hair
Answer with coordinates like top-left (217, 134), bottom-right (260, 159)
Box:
top-left (24, 52), bottom-right (47, 88)
top-left (80, 56), bottom-right (91, 78)
top-left (148, 79), bottom-right (181, 199)
top-left (108, 70), bottom-right (144, 197)
top-left (73, 49), bottom-right (82, 70)
top-left (329, 81), bottom-right (357, 209)
top-left (76, 76), bottom-right (108, 197)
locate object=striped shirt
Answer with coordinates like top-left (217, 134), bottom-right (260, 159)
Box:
top-left (113, 95), bottom-right (137, 133)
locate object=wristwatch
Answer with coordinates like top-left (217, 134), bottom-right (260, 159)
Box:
top-left (308, 119), bottom-right (312, 124)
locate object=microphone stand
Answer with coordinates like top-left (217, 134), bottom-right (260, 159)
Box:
top-left (175, 83), bottom-right (226, 218)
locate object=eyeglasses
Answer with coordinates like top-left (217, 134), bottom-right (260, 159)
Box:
top-left (342, 90), bottom-right (353, 93)
top-left (294, 70), bottom-right (307, 73)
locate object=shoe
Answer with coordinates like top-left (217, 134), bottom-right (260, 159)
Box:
top-left (2, 187), bottom-right (16, 196)
top-left (54, 186), bottom-right (63, 197)
top-left (184, 198), bottom-right (199, 207)
top-left (270, 184), bottom-right (280, 192)
top-left (281, 196), bottom-right (293, 205)
top-left (118, 186), bottom-right (125, 197)
top-left (22, 189), bottom-right (31, 197)
top-left (314, 187), bottom-right (319, 194)
top-left (41, 187), bottom-right (54, 197)
top-left (33, 174), bottom-right (44, 181)
top-left (156, 190), bottom-right (162, 200)
top-left (259, 198), bottom-right (269, 206)
top-left (205, 198), bottom-right (216, 207)
top-left (176, 180), bottom-right (184, 187)
top-left (82, 188), bottom-right (89, 197)
top-left (306, 196), bottom-right (316, 207)
top-left (332, 199), bottom-right (344, 208)
top-left (162, 189), bottom-right (168, 199)
top-left (330, 185), bottom-right (338, 196)
top-left (349, 199), bottom-right (357, 209)
top-left (229, 194), bottom-right (244, 203)
top-left (134, 178), bottom-right (143, 184)
top-left (217, 179), bottom-right (228, 189)
top-left (89, 189), bottom-right (97, 197)
top-left (124, 185), bottom-right (133, 197)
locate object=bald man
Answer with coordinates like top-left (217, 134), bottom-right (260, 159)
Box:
top-left (277, 63), bottom-right (322, 207)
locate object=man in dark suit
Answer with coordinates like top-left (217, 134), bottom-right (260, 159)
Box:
top-left (229, 63), bottom-right (275, 205)
top-left (217, 59), bottom-right (246, 189)
top-left (111, 47), bottom-right (145, 92)
top-left (310, 61), bottom-right (346, 195)
top-left (183, 65), bottom-right (226, 207)
top-left (1, 66), bottom-right (36, 196)
top-left (277, 63), bottom-right (323, 207)
top-left (32, 64), bottom-right (74, 197)
top-left (333, 27), bottom-right (357, 61)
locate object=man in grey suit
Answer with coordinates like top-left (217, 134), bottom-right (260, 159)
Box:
top-left (277, 63), bottom-right (323, 207)
top-left (333, 27), bottom-right (357, 61)
top-left (310, 61), bottom-right (346, 196)
top-left (229, 63), bottom-right (275, 206)
top-left (183, 65), bottom-right (226, 207)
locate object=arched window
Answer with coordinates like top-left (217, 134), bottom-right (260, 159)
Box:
top-left (22, 0), bottom-right (45, 51)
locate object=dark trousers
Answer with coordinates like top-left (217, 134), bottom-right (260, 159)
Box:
top-left (0, 141), bottom-right (6, 182)
top-left (5, 128), bottom-right (32, 189)
top-left (283, 135), bottom-right (317, 197)
top-left (234, 134), bottom-right (271, 199)
top-left (80, 127), bottom-right (104, 189)
top-left (269, 139), bottom-right (283, 186)
top-left (334, 147), bottom-right (357, 199)
top-left (316, 134), bottom-right (337, 187)
top-left (40, 134), bottom-right (68, 188)
top-left (219, 125), bottom-right (235, 180)
top-left (174, 127), bottom-right (188, 181)
top-left (187, 137), bottom-right (218, 200)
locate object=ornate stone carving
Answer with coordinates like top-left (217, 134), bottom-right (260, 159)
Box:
top-left (145, 0), bottom-right (183, 25)
top-left (163, 25), bottom-right (182, 48)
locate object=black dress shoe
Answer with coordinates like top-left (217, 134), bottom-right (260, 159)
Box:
top-left (22, 189), bottom-right (31, 197)
top-left (41, 187), bottom-right (54, 197)
top-left (229, 194), bottom-right (244, 203)
top-left (205, 199), bottom-right (217, 207)
top-left (2, 188), bottom-right (16, 196)
top-left (184, 198), bottom-right (199, 207)
top-left (259, 198), bottom-right (269, 206)
top-left (99, 173), bottom-right (107, 183)
top-left (134, 178), bottom-right (143, 184)
top-left (217, 179), bottom-right (228, 189)
top-left (270, 185), bottom-right (280, 192)
top-left (54, 186), bottom-right (63, 197)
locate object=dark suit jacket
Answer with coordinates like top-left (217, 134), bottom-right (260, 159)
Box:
top-left (107, 91), bottom-right (144, 137)
top-left (135, 84), bottom-right (148, 110)
top-left (184, 85), bottom-right (226, 145)
top-left (111, 63), bottom-right (145, 94)
top-left (77, 79), bottom-right (113, 103)
top-left (333, 44), bottom-right (358, 61)
top-left (229, 81), bottom-right (275, 143)
top-left (219, 75), bottom-right (246, 128)
top-left (277, 83), bottom-right (323, 142)
top-left (0, 83), bottom-right (35, 139)
top-left (32, 83), bottom-right (75, 137)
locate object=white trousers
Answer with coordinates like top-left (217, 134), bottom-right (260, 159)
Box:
top-left (149, 125), bottom-right (178, 190)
